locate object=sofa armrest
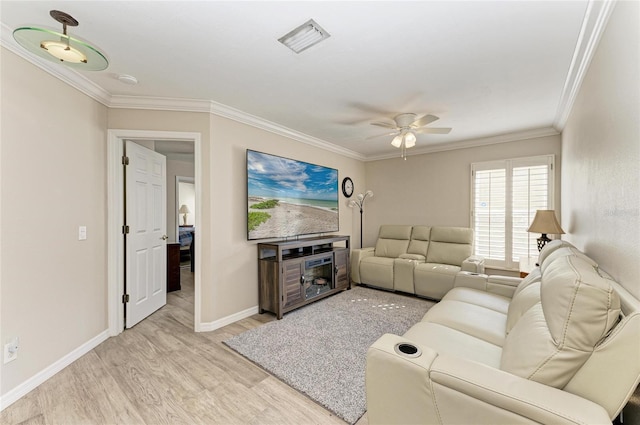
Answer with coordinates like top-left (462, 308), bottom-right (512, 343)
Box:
top-left (350, 247), bottom-right (375, 284)
top-left (367, 334), bottom-right (611, 425)
top-left (461, 255), bottom-right (485, 273)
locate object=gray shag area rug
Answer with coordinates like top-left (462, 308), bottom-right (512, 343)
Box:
top-left (224, 286), bottom-right (434, 424)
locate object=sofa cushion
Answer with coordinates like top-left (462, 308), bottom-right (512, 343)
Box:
top-left (360, 256), bottom-right (395, 290)
top-left (414, 263), bottom-right (461, 300)
top-left (506, 281), bottom-right (541, 333)
top-left (443, 287), bottom-right (510, 315)
top-left (500, 255), bottom-right (621, 388)
top-left (536, 239), bottom-right (575, 266)
top-left (426, 242), bottom-right (473, 267)
top-left (421, 299), bottom-right (507, 346)
top-left (430, 226), bottom-right (474, 244)
top-left (505, 268), bottom-right (542, 333)
top-left (407, 225), bottom-right (431, 257)
top-left (374, 225), bottom-right (412, 258)
top-left (426, 227), bottom-right (473, 266)
top-left (404, 322), bottom-right (502, 368)
top-left (540, 246), bottom-right (597, 273)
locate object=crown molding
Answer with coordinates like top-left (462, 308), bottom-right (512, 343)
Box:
top-left (207, 100), bottom-right (366, 160)
top-left (365, 127), bottom-right (560, 162)
top-left (108, 95), bottom-right (365, 160)
top-left (109, 95), bottom-right (213, 113)
top-left (1, 23), bottom-right (112, 106)
top-left (553, 0), bottom-right (616, 130)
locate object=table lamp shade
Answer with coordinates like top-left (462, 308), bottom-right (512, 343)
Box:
top-left (527, 210), bottom-right (565, 235)
top-left (528, 210), bottom-right (564, 251)
top-left (179, 205), bottom-right (190, 214)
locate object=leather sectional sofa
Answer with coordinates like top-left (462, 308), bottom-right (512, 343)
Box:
top-left (366, 240), bottom-right (640, 424)
top-left (351, 225), bottom-right (487, 300)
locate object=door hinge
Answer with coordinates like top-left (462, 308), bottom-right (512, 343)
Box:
top-left (122, 225), bottom-right (130, 234)
top-left (122, 294), bottom-right (130, 303)
top-left (122, 156), bottom-right (130, 165)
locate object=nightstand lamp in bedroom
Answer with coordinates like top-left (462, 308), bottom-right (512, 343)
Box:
top-left (179, 204), bottom-right (190, 226)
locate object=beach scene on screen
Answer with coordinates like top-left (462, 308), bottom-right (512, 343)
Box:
top-left (247, 150), bottom-right (339, 240)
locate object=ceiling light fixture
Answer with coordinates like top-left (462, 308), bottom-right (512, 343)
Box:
top-left (278, 19), bottom-right (330, 54)
top-left (392, 131), bottom-right (417, 160)
top-left (13, 10), bottom-right (108, 71)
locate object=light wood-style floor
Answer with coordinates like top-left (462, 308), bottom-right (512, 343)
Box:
top-left (1, 266), bottom-right (368, 424)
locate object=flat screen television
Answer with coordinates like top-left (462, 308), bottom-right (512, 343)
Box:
top-left (247, 150), bottom-right (339, 240)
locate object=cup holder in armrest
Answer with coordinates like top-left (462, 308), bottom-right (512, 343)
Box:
top-left (394, 342), bottom-right (422, 358)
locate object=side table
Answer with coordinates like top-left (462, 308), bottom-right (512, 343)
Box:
top-left (519, 256), bottom-right (537, 278)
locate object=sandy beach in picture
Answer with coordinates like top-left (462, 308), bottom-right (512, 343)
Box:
top-left (248, 197), bottom-right (338, 239)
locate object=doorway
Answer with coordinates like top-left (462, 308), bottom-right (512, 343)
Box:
top-left (107, 129), bottom-right (202, 336)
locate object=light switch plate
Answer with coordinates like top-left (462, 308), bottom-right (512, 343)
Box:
top-left (78, 226), bottom-right (87, 240)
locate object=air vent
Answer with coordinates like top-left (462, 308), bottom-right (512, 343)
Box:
top-left (278, 19), bottom-right (330, 54)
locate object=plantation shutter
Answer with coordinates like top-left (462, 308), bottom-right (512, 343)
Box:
top-left (473, 167), bottom-right (506, 261)
top-left (512, 164), bottom-right (549, 262)
top-left (471, 155), bottom-right (554, 269)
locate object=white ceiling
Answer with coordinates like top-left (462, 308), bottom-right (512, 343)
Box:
top-left (1, 1), bottom-right (605, 160)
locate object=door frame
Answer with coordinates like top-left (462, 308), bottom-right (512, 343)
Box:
top-left (107, 129), bottom-right (202, 336)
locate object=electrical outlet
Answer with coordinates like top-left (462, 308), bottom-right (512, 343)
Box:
top-left (4, 337), bottom-right (19, 363)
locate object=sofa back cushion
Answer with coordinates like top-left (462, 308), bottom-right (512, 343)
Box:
top-left (406, 226), bottom-right (431, 257)
top-left (374, 225), bottom-right (412, 258)
top-left (537, 239), bottom-right (575, 266)
top-left (425, 227), bottom-right (473, 266)
top-left (501, 254), bottom-right (621, 389)
top-left (540, 246), bottom-right (597, 273)
top-left (506, 268), bottom-right (542, 333)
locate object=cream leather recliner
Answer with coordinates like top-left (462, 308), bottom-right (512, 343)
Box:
top-left (351, 225), bottom-right (485, 298)
top-left (366, 241), bottom-right (640, 424)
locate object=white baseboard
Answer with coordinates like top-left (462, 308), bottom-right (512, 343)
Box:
top-left (197, 305), bottom-right (259, 332)
top-left (0, 330), bottom-right (110, 411)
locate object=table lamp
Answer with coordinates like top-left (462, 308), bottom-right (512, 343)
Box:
top-left (527, 210), bottom-right (565, 251)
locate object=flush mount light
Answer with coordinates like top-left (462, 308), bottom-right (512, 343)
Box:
top-left (13, 10), bottom-right (108, 71)
top-left (278, 19), bottom-right (330, 53)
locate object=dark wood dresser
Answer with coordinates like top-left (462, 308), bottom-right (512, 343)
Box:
top-left (167, 243), bottom-right (181, 292)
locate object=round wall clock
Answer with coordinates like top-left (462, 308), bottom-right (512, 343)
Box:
top-left (342, 177), bottom-right (354, 198)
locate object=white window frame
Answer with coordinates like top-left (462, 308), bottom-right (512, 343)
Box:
top-left (470, 154), bottom-right (555, 270)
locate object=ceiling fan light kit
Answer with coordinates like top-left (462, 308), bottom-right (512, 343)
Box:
top-left (369, 112), bottom-right (452, 159)
top-left (13, 10), bottom-right (108, 71)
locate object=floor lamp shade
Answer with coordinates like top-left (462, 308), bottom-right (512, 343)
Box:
top-left (527, 210), bottom-right (565, 251)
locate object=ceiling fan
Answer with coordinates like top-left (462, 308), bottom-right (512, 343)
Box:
top-left (369, 113), bottom-right (452, 159)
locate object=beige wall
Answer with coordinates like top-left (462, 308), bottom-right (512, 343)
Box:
top-left (562, 1), bottom-right (639, 299)
top-left (363, 135), bottom-right (562, 249)
top-left (0, 56), bottom-right (365, 400)
top-left (1, 49), bottom-right (108, 395)
top-left (108, 110), bottom-right (365, 324)
top-left (207, 114), bottom-right (365, 320)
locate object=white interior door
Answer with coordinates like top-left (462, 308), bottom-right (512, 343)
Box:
top-left (125, 140), bottom-right (167, 328)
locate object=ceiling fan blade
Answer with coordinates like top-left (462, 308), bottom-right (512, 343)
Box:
top-left (370, 121), bottom-right (398, 129)
top-left (415, 127), bottom-right (452, 134)
top-left (413, 114), bottom-right (439, 127)
top-left (365, 131), bottom-right (399, 140)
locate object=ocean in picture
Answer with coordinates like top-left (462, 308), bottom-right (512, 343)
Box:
top-left (247, 150), bottom-right (339, 240)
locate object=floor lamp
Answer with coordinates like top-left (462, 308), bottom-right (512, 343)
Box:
top-left (348, 190), bottom-right (373, 248)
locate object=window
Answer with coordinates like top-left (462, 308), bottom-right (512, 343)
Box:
top-left (471, 155), bottom-right (554, 269)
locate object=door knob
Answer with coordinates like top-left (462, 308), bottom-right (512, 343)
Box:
top-left (161, 235), bottom-right (168, 240)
